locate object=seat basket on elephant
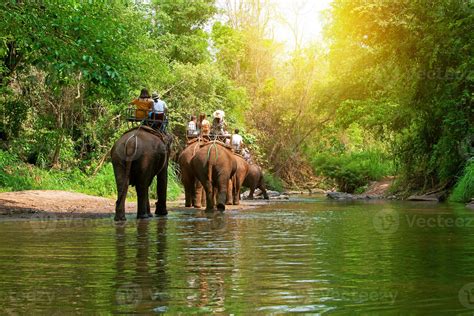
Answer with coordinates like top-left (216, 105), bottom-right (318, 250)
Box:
top-left (126, 106), bottom-right (148, 122)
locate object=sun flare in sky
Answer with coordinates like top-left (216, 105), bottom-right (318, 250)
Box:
top-left (270, 0), bottom-right (333, 49)
top-left (216, 0), bottom-right (333, 51)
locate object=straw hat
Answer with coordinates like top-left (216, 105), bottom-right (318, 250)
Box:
top-left (213, 110), bottom-right (225, 119)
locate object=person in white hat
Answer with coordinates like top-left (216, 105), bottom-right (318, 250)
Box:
top-left (211, 110), bottom-right (227, 135)
top-left (149, 91), bottom-right (168, 131)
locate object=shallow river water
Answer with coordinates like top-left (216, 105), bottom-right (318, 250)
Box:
top-left (1, 197), bottom-right (474, 314)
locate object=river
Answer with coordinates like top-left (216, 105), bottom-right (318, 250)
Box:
top-left (0, 197), bottom-right (473, 314)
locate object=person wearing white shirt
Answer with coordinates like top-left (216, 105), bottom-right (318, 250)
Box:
top-left (187, 115), bottom-right (197, 136)
top-left (151, 92), bottom-right (168, 114)
top-left (231, 129), bottom-right (243, 152)
top-left (150, 91), bottom-right (168, 131)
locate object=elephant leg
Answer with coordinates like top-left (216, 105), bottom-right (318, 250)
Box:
top-left (183, 173), bottom-right (194, 208)
top-left (114, 165), bottom-right (128, 221)
top-left (184, 186), bottom-right (193, 207)
top-left (233, 179), bottom-right (241, 205)
top-left (259, 181), bottom-right (269, 200)
top-left (193, 180), bottom-right (203, 208)
top-left (155, 166), bottom-right (168, 216)
top-left (204, 180), bottom-right (214, 211)
top-left (226, 179), bottom-right (233, 205)
top-left (248, 187), bottom-right (255, 200)
top-left (136, 184), bottom-right (149, 219)
top-left (146, 199), bottom-right (153, 218)
top-left (200, 186), bottom-right (206, 208)
top-left (216, 177), bottom-right (228, 211)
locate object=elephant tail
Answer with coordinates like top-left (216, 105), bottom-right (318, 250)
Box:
top-left (207, 157), bottom-right (213, 185)
top-left (206, 144), bottom-right (215, 184)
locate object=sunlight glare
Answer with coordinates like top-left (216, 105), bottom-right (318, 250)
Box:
top-left (271, 0), bottom-right (332, 50)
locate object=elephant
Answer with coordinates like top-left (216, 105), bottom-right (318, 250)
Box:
top-left (191, 141), bottom-right (237, 211)
top-left (226, 153), bottom-right (249, 205)
top-left (243, 164), bottom-right (269, 200)
top-left (178, 138), bottom-right (207, 208)
top-left (111, 126), bottom-right (172, 221)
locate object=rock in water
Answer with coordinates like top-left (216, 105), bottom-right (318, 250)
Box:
top-left (467, 199), bottom-right (474, 209)
top-left (326, 192), bottom-right (382, 200)
top-left (407, 194), bottom-right (440, 202)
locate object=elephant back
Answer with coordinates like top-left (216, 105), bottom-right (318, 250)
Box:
top-left (122, 125), bottom-right (169, 143)
top-left (199, 140), bottom-right (231, 150)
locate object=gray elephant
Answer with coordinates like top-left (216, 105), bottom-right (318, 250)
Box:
top-left (178, 138), bottom-right (207, 208)
top-left (226, 153), bottom-right (249, 205)
top-left (243, 164), bottom-right (269, 200)
top-left (191, 141), bottom-right (237, 211)
top-left (111, 126), bottom-right (172, 221)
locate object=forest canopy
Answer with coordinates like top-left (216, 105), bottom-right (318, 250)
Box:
top-left (0, 0), bottom-right (472, 200)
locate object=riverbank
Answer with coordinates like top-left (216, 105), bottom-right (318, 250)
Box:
top-left (0, 190), bottom-right (275, 220)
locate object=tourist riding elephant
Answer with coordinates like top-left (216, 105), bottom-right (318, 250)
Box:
top-left (191, 141), bottom-right (237, 211)
top-left (178, 138), bottom-right (207, 208)
top-left (226, 153), bottom-right (249, 205)
top-left (111, 126), bottom-right (172, 221)
top-left (243, 164), bottom-right (269, 200)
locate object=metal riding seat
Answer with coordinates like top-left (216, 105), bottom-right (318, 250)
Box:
top-left (126, 107), bottom-right (167, 132)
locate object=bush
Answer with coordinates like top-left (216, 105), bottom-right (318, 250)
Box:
top-left (310, 150), bottom-right (394, 193)
top-left (449, 160), bottom-right (474, 203)
top-left (0, 150), bottom-right (34, 191)
top-left (0, 149), bottom-right (182, 200)
top-left (263, 172), bottom-right (284, 192)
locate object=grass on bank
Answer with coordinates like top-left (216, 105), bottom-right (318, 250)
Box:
top-left (310, 150), bottom-right (395, 193)
top-left (449, 160), bottom-right (474, 203)
top-left (0, 150), bottom-right (182, 200)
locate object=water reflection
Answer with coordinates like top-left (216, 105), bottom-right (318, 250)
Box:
top-left (0, 200), bottom-right (473, 313)
top-left (113, 219), bottom-right (169, 313)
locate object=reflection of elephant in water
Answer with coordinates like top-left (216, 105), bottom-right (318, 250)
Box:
top-left (243, 164), bottom-right (269, 200)
top-left (226, 154), bottom-right (249, 205)
top-left (191, 142), bottom-right (236, 211)
top-left (111, 126), bottom-right (172, 221)
top-left (114, 219), bottom-right (168, 310)
top-left (178, 139), bottom-right (206, 208)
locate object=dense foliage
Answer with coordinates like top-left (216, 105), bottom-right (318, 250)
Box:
top-left (0, 0), bottom-right (472, 200)
top-left (326, 0), bottom-right (473, 193)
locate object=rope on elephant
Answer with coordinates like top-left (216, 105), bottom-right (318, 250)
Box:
top-left (123, 124), bottom-right (143, 161)
top-left (206, 140), bottom-right (219, 164)
top-left (199, 139), bottom-right (229, 148)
